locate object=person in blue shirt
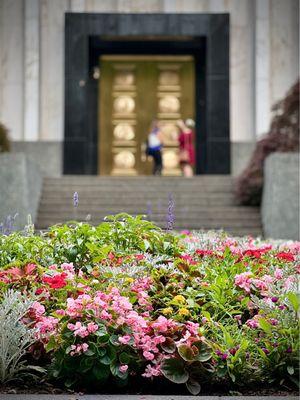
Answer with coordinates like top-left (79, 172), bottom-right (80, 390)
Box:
top-left (146, 120), bottom-right (163, 175)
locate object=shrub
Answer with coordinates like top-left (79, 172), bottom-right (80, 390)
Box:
top-left (235, 80), bottom-right (299, 205)
top-left (0, 122), bottom-right (10, 153)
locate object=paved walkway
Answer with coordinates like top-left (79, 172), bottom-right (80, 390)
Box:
top-left (0, 396), bottom-right (298, 400)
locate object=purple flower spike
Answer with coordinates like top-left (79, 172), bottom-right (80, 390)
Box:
top-left (166, 193), bottom-right (175, 231)
top-left (73, 191), bottom-right (79, 208)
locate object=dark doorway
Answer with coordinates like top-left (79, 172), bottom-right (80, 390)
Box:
top-left (64, 13), bottom-right (230, 175)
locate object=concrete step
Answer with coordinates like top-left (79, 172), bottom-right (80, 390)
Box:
top-left (44, 175), bottom-right (234, 183)
top-left (36, 175), bottom-right (263, 236)
top-left (37, 216), bottom-right (261, 228)
top-left (39, 208), bottom-right (260, 219)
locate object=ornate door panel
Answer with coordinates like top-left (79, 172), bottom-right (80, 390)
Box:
top-left (98, 56), bottom-right (195, 175)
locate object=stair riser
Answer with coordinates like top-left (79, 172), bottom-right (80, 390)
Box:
top-left (38, 210), bottom-right (260, 218)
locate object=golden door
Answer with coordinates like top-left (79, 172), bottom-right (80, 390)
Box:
top-left (98, 56), bottom-right (195, 175)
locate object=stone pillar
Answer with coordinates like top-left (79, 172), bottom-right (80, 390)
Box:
top-left (270, 0), bottom-right (299, 104)
top-left (255, 0), bottom-right (270, 137)
top-left (0, 0), bottom-right (24, 141)
top-left (24, 0), bottom-right (40, 141)
top-left (225, 0), bottom-right (256, 143)
top-left (40, 0), bottom-right (69, 141)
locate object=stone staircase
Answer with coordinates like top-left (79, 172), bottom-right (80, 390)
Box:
top-left (36, 176), bottom-right (263, 237)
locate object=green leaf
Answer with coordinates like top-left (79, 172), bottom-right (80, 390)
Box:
top-left (80, 357), bottom-right (94, 372)
top-left (161, 337), bottom-right (176, 354)
top-left (119, 352), bottom-right (131, 364)
top-left (84, 349), bottom-right (95, 356)
top-left (258, 318), bottom-right (272, 334)
top-left (92, 364), bottom-right (110, 382)
top-left (287, 365), bottom-right (294, 375)
top-left (94, 325), bottom-right (108, 337)
top-left (161, 358), bottom-right (189, 384)
top-left (97, 334), bottom-right (110, 344)
top-left (287, 292), bottom-right (299, 312)
top-left (45, 335), bottom-right (56, 352)
top-left (186, 378), bottom-right (201, 395)
top-left (193, 341), bottom-right (212, 362)
top-left (110, 361), bottom-right (128, 380)
top-left (109, 334), bottom-right (121, 346)
top-left (99, 345), bottom-right (117, 365)
top-left (65, 376), bottom-right (77, 388)
top-left (178, 344), bottom-right (198, 361)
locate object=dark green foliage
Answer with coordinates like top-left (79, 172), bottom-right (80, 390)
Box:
top-left (235, 80), bottom-right (299, 205)
top-left (0, 122), bottom-right (10, 152)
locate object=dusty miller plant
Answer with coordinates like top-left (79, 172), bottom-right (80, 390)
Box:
top-left (0, 290), bottom-right (43, 383)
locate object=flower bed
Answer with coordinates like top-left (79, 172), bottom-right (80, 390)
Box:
top-left (0, 215), bottom-right (299, 395)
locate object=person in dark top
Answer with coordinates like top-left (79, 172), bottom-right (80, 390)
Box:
top-left (147, 120), bottom-right (163, 175)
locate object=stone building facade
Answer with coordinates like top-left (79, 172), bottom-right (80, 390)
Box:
top-left (0, 0), bottom-right (299, 176)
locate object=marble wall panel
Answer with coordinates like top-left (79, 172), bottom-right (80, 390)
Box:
top-left (24, 0), bottom-right (40, 141)
top-left (255, 0), bottom-right (270, 137)
top-left (70, 0), bottom-right (86, 12)
top-left (118, 0), bottom-right (162, 12)
top-left (40, 0), bottom-right (69, 141)
top-left (270, 0), bottom-right (299, 105)
top-left (0, 0), bottom-right (24, 141)
top-left (163, 0), bottom-right (209, 12)
top-left (225, 0), bottom-right (255, 142)
top-left (85, 0), bottom-right (118, 12)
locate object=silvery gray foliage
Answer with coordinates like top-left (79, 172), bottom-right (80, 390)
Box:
top-left (0, 290), bottom-right (41, 383)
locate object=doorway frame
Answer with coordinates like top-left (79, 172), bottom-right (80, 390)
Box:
top-left (64, 13), bottom-right (230, 174)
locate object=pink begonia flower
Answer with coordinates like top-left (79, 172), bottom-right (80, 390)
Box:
top-left (186, 321), bottom-right (199, 335)
top-left (252, 279), bottom-right (269, 292)
top-left (284, 276), bottom-right (296, 290)
top-left (82, 343), bottom-right (89, 352)
top-left (68, 321), bottom-right (89, 338)
top-left (142, 364), bottom-right (161, 378)
top-left (55, 309), bottom-right (66, 316)
top-left (70, 343), bottom-right (89, 356)
top-left (274, 268), bottom-right (284, 279)
top-left (100, 310), bottom-right (112, 320)
top-left (234, 272), bottom-right (253, 293)
top-left (61, 262), bottom-right (75, 273)
top-left (152, 316), bottom-right (176, 332)
top-left (119, 365), bottom-right (128, 373)
top-left (118, 335), bottom-right (131, 345)
top-left (35, 316), bottom-right (59, 336)
top-left (143, 351), bottom-right (155, 360)
top-left (87, 322), bottom-right (98, 333)
top-left (31, 301), bottom-right (45, 317)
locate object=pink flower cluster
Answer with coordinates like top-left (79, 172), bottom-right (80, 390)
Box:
top-left (69, 343), bottom-right (89, 356)
top-left (56, 288), bottom-right (203, 378)
top-left (29, 301), bottom-right (59, 339)
top-left (67, 321), bottom-right (98, 338)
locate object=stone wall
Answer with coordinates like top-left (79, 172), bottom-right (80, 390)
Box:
top-left (0, 0), bottom-right (298, 145)
top-left (262, 153), bottom-right (299, 240)
top-left (0, 153), bottom-right (42, 229)
top-left (11, 141), bottom-right (62, 177)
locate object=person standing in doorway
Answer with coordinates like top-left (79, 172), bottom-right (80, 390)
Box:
top-left (147, 120), bottom-right (163, 175)
top-left (177, 119), bottom-right (195, 177)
